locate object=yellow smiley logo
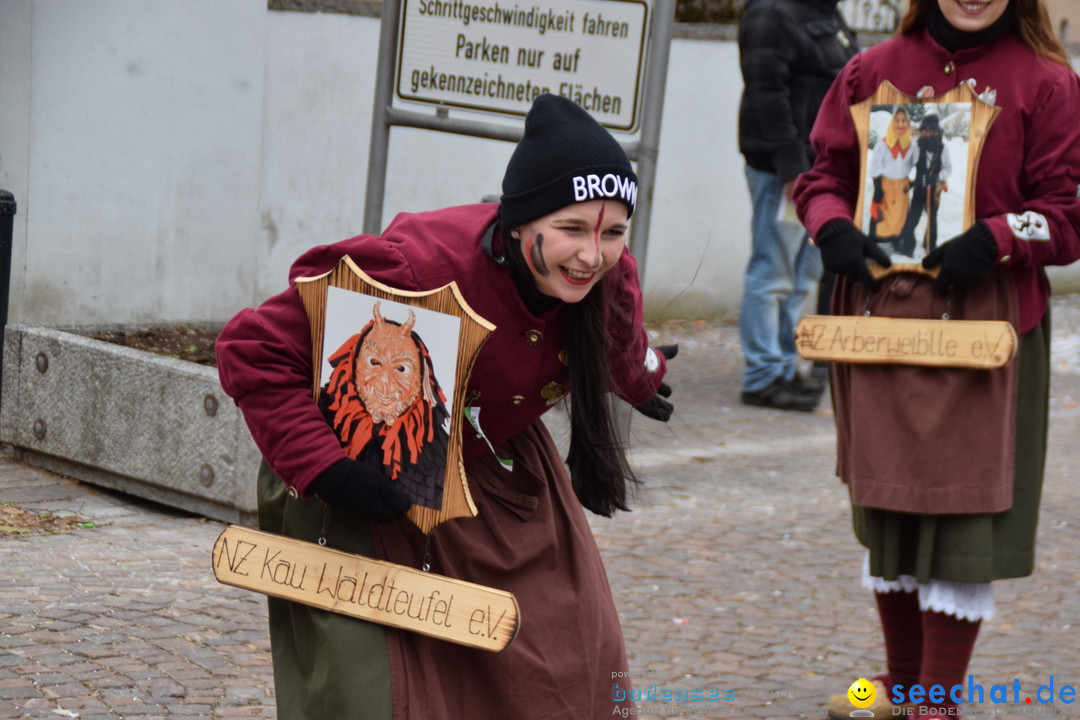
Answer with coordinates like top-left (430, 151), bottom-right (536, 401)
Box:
top-left (847, 678), bottom-right (876, 709)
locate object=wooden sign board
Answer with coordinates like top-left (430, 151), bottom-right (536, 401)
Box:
top-left (295, 257), bottom-right (495, 535)
top-left (796, 315), bottom-right (1016, 369)
top-left (851, 81), bottom-right (1000, 279)
top-left (213, 525), bottom-right (520, 652)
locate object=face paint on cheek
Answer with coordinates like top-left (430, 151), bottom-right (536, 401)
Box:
top-left (591, 204), bottom-right (606, 269)
top-left (526, 233), bottom-right (550, 277)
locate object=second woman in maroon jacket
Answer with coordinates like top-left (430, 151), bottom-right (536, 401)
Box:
top-left (795, 1), bottom-right (1080, 718)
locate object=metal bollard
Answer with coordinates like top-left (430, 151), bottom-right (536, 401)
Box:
top-left (0, 190), bottom-right (16, 411)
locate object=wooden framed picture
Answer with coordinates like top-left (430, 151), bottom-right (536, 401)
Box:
top-left (794, 81), bottom-right (1016, 371)
top-left (295, 257), bottom-right (495, 535)
top-left (850, 81), bottom-right (1000, 277)
top-left (214, 259), bottom-right (520, 652)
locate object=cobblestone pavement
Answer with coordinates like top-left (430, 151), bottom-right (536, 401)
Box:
top-left (3, 297), bottom-right (1080, 719)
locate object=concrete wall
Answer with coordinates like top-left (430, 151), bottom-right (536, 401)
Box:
top-left (1, 2), bottom-right (1078, 326)
top-left (1044, 0), bottom-right (1080, 49)
top-left (0, 0), bottom-right (267, 324)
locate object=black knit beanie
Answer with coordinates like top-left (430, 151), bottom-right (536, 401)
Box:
top-left (500, 94), bottom-right (638, 229)
top-left (920, 114), bottom-right (940, 131)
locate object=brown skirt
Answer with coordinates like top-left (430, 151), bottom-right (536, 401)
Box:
top-left (258, 420), bottom-right (633, 719)
top-left (853, 309), bottom-right (1050, 583)
top-left (831, 269), bottom-right (1021, 515)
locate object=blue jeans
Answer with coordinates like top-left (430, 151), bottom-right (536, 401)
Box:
top-left (739, 166), bottom-right (822, 393)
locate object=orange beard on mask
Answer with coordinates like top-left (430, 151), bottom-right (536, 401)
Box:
top-left (319, 304), bottom-right (450, 510)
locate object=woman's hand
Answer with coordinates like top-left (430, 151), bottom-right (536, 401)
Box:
top-left (309, 458), bottom-right (413, 522)
top-left (814, 219), bottom-right (892, 292)
top-left (922, 220), bottom-right (998, 293)
top-left (633, 345), bottom-right (677, 421)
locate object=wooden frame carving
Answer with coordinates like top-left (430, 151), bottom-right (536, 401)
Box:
top-left (295, 257), bottom-right (495, 535)
top-left (795, 82), bottom-right (1016, 370)
top-left (851, 81), bottom-right (1001, 279)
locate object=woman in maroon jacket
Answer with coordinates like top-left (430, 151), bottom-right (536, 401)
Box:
top-left (216, 94), bottom-right (673, 719)
top-left (794, 1), bottom-right (1080, 718)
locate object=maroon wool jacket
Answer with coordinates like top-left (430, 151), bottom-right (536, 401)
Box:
top-left (216, 203), bottom-right (666, 496)
top-left (795, 28), bottom-right (1080, 335)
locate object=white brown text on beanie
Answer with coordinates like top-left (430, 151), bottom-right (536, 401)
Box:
top-left (500, 93), bottom-right (637, 230)
top-left (571, 172), bottom-right (638, 207)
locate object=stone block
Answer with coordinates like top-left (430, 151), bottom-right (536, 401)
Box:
top-left (1, 324), bottom-right (259, 524)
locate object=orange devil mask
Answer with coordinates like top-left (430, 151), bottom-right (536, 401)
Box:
top-left (320, 303), bottom-right (449, 491)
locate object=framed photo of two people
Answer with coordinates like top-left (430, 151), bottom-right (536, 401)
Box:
top-left (794, 80), bottom-right (1016, 372)
top-left (851, 80), bottom-right (1001, 276)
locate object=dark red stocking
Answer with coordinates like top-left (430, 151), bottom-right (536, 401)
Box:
top-left (918, 609), bottom-right (981, 718)
top-left (875, 590), bottom-right (922, 691)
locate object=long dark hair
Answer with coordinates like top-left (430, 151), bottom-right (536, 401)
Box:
top-left (562, 270), bottom-right (640, 517)
top-left (898, 0), bottom-right (1071, 67)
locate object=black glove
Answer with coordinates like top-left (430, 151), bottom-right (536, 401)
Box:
top-left (872, 176), bottom-right (884, 203)
top-left (634, 383), bottom-right (673, 422)
top-left (815, 219), bottom-right (892, 292)
top-left (309, 458), bottom-right (412, 523)
top-left (634, 345), bottom-right (677, 422)
top-left (655, 344), bottom-right (678, 362)
top-left (921, 220), bottom-right (998, 294)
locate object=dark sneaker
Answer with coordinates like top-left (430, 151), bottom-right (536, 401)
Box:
top-left (740, 377), bottom-right (820, 412)
top-left (790, 371), bottom-right (826, 396)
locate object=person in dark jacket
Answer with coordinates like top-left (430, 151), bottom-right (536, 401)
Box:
top-left (898, 112), bottom-right (953, 257)
top-left (736, 0), bottom-right (857, 411)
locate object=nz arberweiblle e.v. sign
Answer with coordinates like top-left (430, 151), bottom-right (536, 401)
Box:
top-left (213, 258), bottom-right (520, 652)
top-left (797, 81), bottom-right (1017, 370)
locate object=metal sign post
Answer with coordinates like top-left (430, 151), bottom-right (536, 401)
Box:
top-left (364, 0), bottom-right (674, 279)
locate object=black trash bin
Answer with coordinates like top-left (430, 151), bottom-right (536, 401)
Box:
top-left (0, 190), bottom-right (16, 408)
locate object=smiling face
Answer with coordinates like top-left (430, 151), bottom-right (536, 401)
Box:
top-left (847, 678), bottom-right (877, 709)
top-left (892, 110), bottom-right (910, 136)
top-left (515, 199), bottom-right (629, 304)
top-left (937, 0), bottom-right (1009, 33)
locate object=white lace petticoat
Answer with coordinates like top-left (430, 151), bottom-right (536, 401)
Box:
top-left (861, 553), bottom-right (996, 622)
